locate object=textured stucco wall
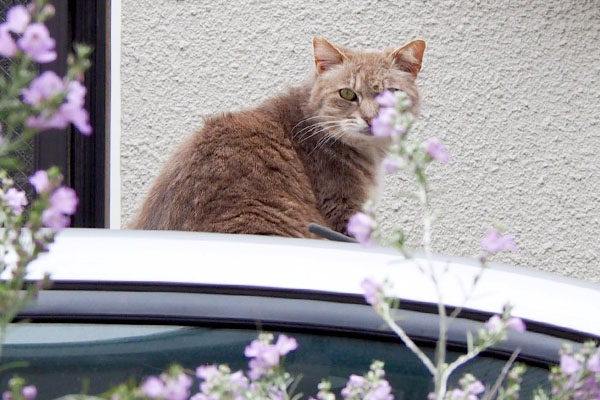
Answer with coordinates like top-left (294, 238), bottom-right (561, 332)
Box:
top-left (121, 0), bottom-right (600, 281)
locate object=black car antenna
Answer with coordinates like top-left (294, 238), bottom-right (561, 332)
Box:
top-left (308, 223), bottom-right (358, 243)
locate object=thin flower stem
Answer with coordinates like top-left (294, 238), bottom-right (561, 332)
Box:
top-left (444, 343), bottom-right (488, 380)
top-left (416, 178), bottom-right (450, 399)
top-left (380, 308), bottom-right (436, 375)
top-left (482, 348), bottom-right (521, 400)
top-left (447, 261), bottom-right (487, 322)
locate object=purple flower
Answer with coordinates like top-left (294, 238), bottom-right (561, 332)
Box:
top-left (228, 371), bottom-right (249, 388)
top-left (469, 380), bottom-right (485, 395)
top-left (370, 380), bottom-right (393, 400)
top-left (347, 212), bottom-right (376, 245)
top-left (26, 111), bottom-right (68, 131)
top-left (164, 373), bottom-right (192, 400)
top-left (18, 23), bottom-right (56, 63)
top-left (3, 187), bottom-right (28, 215)
top-left (506, 317), bottom-right (526, 332)
top-left (450, 388), bottom-right (465, 399)
top-left (371, 107), bottom-right (396, 137)
top-left (341, 375), bottom-right (368, 398)
top-left (6, 5), bottom-right (30, 34)
top-left (23, 74), bottom-right (92, 135)
top-left (60, 81), bottom-right (92, 134)
top-left (275, 334), bottom-right (298, 355)
top-left (29, 170), bottom-right (51, 194)
top-left (587, 353), bottom-right (600, 373)
top-left (376, 90), bottom-right (397, 108)
top-left (22, 71), bottom-right (65, 106)
top-left (49, 186), bottom-right (78, 214)
top-left (66, 80), bottom-right (87, 106)
top-left (361, 277), bottom-right (382, 306)
top-left (140, 376), bottom-right (165, 398)
top-left (245, 339), bottom-right (281, 380)
top-left (42, 207), bottom-right (70, 231)
top-left (480, 229), bottom-right (517, 254)
top-left (42, 186), bottom-right (78, 231)
top-left (560, 354), bottom-right (581, 376)
top-left (244, 334), bottom-right (297, 380)
top-left (196, 365), bottom-right (219, 380)
top-left (0, 24), bottom-right (18, 58)
top-left (349, 374), bottom-right (367, 386)
top-left (21, 386), bottom-right (37, 400)
top-left (383, 157), bottom-right (399, 175)
top-left (59, 99), bottom-right (92, 135)
top-left (577, 376), bottom-right (600, 400)
top-left (425, 138), bottom-right (450, 163)
top-left (486, 315), bottom-right (503, 334)
top-left (2, 391), bottom-right (12, 400)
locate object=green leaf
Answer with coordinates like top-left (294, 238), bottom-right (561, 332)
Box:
top-left (0, 157), bottom-right (23, 170)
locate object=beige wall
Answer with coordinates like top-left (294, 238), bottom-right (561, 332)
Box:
top-left (121, 0), bottom-right (600, 281)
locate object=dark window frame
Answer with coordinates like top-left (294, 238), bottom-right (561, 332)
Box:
top-left (35, 0), bottom-right (108, 228)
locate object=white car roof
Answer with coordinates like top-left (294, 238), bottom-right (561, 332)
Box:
top-left (25, 228), bottom-right (600, 337)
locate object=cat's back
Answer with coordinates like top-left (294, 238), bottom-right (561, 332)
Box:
top-left (129, 103), bottom-right (325, 237)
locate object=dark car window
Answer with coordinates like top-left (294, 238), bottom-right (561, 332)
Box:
top-left (1, 323), bottom-right (550, 399)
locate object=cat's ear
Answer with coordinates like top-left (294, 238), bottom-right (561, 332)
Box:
top-left (389, 40), bottom-right (426, 77)
top-left (313, 37), bottom-right (347, 74)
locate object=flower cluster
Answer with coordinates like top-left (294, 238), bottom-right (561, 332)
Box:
top-left (0, 2), bottom-right (92, 146)
top-left (31, 170), bottom-right (78, 231)
top-left (360, 277), bottom-right (394, 315)
top-left (194, 364), bottom-right (251, 400)
top-left (191, 333), bottom-right (298, 400)
top-left (371, 90), bottom-right (413, 139)
top-left (244, 333), bottom-right (298, 380)
top-left (425, 138), bottom-right (450, 164)
top-left (307, 361), bottom-right (393, 400)
top-left (1, 168), bottom-right (78, 232)
top-left (485, 314), bottom-right (526, 335)
top-left (23, 71), bottom-right (92, 134)
top-left (480, 228), bottom-right (518, 255)
top-left (140, 369), bottom-right (193, 400)
top-left (2, 377), bottom-right (36, 400)
top-left (545, 341), bottom-right (600, 400)
top-left (347, 209), bottom-right (377, 246)
top-left (346, 90), bottom-right (450, 245)
top-left (466, 306), bottom-right (527, 354)
top-left (2, 187), bottom-right (27, 216)
top-left (0, 4), bottom-right (55, 62)
top-left (437, 374), bottom-right (485, 400)
top-left (339, 361), bottom-right (393, 400)
top-left (0, 4), bottom-right (92, 396)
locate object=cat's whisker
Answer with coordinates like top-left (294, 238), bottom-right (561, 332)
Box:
top-left (291, 116), bottom-right (337, 138)
top-left (296, 121), bottom-right (341, 143)
top-left (291, 115), bottom-right (336, 132)
top-left (295, 121), bottom-right (339, 137)
top-left (295, 119), bottom-right (340, 134)
top-left (326, 129), bottom-right (345, 146)
top-left (311, 127), bottom-right (345, 154)
top-left (297, 126), bottom-right (326, 143)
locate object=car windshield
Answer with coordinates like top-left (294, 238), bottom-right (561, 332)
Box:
top-left (1, 323), bottom-right (550, 399)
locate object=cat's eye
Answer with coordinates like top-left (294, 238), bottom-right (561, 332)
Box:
top-left (339, 88), bottom-right (358, 101)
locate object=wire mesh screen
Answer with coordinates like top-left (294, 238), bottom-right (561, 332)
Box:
top-left (1, 0), bottom-right (36, 197)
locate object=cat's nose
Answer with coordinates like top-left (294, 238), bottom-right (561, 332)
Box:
top-left (363, 116), bottom-right (373, 127)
